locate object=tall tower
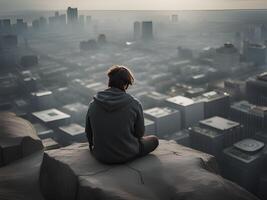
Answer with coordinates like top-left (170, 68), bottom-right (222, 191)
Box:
top-left (142, 21), bottom-right (153, 41)
top-left (67, 7), bottom-right (78, 24)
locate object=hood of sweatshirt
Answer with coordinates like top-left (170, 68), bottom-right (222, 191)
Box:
top-left (93, 87), bottom-right (133, 112)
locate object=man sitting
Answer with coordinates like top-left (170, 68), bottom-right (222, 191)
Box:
top-left (85, 65), bottom-right (159, 164)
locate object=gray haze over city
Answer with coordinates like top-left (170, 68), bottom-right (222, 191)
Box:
top-left (1, 1), bottom-right (267, 200)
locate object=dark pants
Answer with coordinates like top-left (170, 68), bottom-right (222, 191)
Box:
top-left (138, 135), bottom-right (159, 157)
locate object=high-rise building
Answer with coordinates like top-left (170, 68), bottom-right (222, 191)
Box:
top-left (67, 7), bottom-right (78, 24)
top-left (230, 101), bottom-right (267, 137)
top-left (193, 90), bottom-right (230, 118)
top-left (134, 21), bottom-right (141, 40)
top-left (199, 116), bottom-right (243, 147)
top-left (171, 15), bottom-right (178, 23)
top-left (140, 91), bottom-right (170, 109)
top-left (15, 19), bottom-right (27, 32)
top-left (214, 43), bottom-right (240, 72)
top-left (165, 95), bottom-right (204, 128)
top-left (2, 35), bottom-right (18, 48)
top-left (30, 90), bottom-right (54, 110)
top-left (223, 139), bottom-right (265, 192)
top-left (142, 21), bottom-right (153, 41)
top-left (243, 41), bottom-right (266, 66)
top-left (86, 16), bottom-right (92, 25)
top-left (144, 107), bottom-right (181, 137)
top-left (190, 116), bottom-right (243, 160)
top-left (79, 15), bottom-right (85, 26)
top-left (189, 125), bottom-right (224, 158)
top-left (246, 72), bottom-right (267, 106)
top-left (2, 19), bottom-right (11, 31)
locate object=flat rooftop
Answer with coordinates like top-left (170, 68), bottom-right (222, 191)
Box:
top-left (32, 109), bottom-right (70, 122)
top-left (59, 123), bottom-right (85, 136)
top-left (234, 139), bottom-right (264, 153)
top-left (31, 91), bottom-right (52, 97)
top-left (190, 126), bottom-right (221, 138)
top-left (200, 116), bottom-right (239, 131)
top-left (144, 107), bottom-right (178, 118)
top-left (166, 96), bottom-right (195, 106)
top-left (231, 101), bottom-right (267, 117)
top-left (193, 91), bottom-right (229, 102)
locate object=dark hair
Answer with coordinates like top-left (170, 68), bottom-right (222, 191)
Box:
top-left (107, 65), bottom-right (134, 91)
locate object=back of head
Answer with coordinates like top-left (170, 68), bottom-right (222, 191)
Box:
top-left (107, 65), bottom-right (134, 91)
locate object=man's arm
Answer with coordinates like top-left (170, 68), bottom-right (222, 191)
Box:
top-left (134, 102), bottom-right (145, 138)
top-left (85, 109), bottom-right (93, 151)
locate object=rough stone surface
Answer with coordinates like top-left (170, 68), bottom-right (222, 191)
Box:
top-left (0, 112), bottom-right (43, 166)
top-left (0, 151), bottom-right (45, 200)
top-left (40, 140), bottom-right (259, 200)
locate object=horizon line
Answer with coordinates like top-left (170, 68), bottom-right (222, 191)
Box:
top-left (2, 8), bottom-right (267, 13)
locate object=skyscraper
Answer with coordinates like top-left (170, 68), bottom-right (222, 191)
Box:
top-left (133, 21), bottom-right (141, 40)
top-left (247, 72), bottom-right (267, 106)
top-left (142, 21), bottom-right (153, 41)
top-left (243, 41), bottom-right (266, 66)
top-left (214, 43), bottom-right (240, 72)
top-left (67, 7), bottom-right (78, 24)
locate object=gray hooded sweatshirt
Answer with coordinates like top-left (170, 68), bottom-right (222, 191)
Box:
top-left (85, 87), bottom-right (145, 164)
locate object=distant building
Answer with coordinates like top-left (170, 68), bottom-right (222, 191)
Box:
top-left (190, 116), bottom-right (243, 160)
top-left (32, 108), bottom-right (71, 128)
top-left (61, 102), bottom-right (88, 124)
top-left (133, 21), bottom-right (141, 40)
top-left (33, 123), bottom-right (54, 140)
top-left (171, 15), bottom-right (178, 23)
top-left (144, 107), bottom-right (181, 137)
top-left (30, 90), bottom-right (54, 110)
top-left (243, 41), bottom-right (266, 66)
top-left (140, 91), bottom-right (170, 109)
top-left (223, 139), bottom-right (265, 192)
top-left (1, 35), bottom-right (18, 48)
top-left (15, 19), bottom-right (27, 32)
top-left (193, 90), bottom-right (230, 118)
top-left (42, 138), bottom-right (60, 150)
top-left (79, 15), bottom-right (85, 26)
top-left (246, 72), bottom-right (267, 106)
top-left (214, 43), bottom-right (240, 72)
top-left (2, 19), bottom-right (11, 31)
top-left (142, 21), bottom-right (153, 41)
top-left (86, 16), bottom-right (92, 25)
top-left (67, 7), bottom-right (78, 24)
top-left (199, 116), bottom-right (243, 147)
top-left (97, 34), bottom-right (107, 45)
top-left (165, 95), bottom-right (204, 128)
top-left (49, 12), bottom-right (66, 27)
top-left (230, 101), bottom-right (267, 137)
top-left (58, 123), bottom-right (86, 144)
top-left (189, 125), bottom-right (224, 158)
top-left (32, 17), bottom-right (47, 29)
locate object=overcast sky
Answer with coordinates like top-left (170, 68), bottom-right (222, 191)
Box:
top-left (1, 0), bottom-right (267, 12)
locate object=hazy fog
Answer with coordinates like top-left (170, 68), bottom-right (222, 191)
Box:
top-left (1, 0), bottom-right (267, 12)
